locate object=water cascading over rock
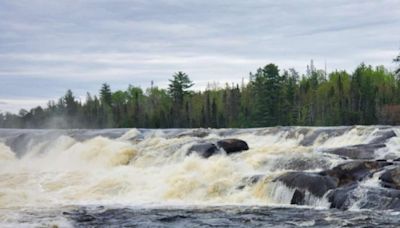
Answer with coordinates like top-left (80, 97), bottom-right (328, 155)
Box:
top-left (0, 126), bottom-right (399, 211)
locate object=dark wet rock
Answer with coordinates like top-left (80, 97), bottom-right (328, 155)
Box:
top-left (320, 161), bottom-right (392, 187)
top-left (5, 133), bottom-right (31, 157)
top-left (299, 130), bottom-right (326, 147)
top-left (299, 127), bottom-right (349, 146)
top-left (380, 167), bottom-right (400, 190)
top-left (369, 130), bottom-right (397, 144)
top-left (217, 139), bottom-right (249, 154)
top-left (158, 215), bottom-right (189, 222)
top-left (327, 184), bottom-right (357, 210)
top-left (323, 144), bottom-right (386, 160)
top-left (4, 130), bottom-right (62, 157)
top-left (187, 143), bottom-right (220, 158)
top-left (319, 128), bottom-right (396, 160)
top-left (187, 138), bottom-right (249, 158)
top-left (274, 161), bottom-right (393, 206)
top-left (274, 172), bottom-right (337, 198)
top-left (328, 185), bottom-right (400, 210)
top-left (291, 189), bottom-right (306, 205)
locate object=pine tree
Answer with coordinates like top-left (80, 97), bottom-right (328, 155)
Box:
top-left (99, 83), bottom-right (113, 127)
top-left (168, 72), bottom-right (193, 127)
top-left (253, 64), bottom-right (282, 126)
top-left (395, 53), bottom-right (400, 79)
top-left (168, 72), bottom-right (194, 105)
top-left (100, 83), bottom-right (112, 107)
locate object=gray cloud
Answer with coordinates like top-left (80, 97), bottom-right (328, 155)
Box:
top-left (0, 0), bottom-right (399, 112)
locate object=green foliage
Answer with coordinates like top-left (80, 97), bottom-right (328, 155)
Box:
top-left (2, 61), bottom-right (400, 129)
top-left (395, 53), bottom-right (400, 79)
top-left (168, 71), bottom-right (194, 104)
top-left (100, 83), bottom-right (112, 106)
top-left (168, 71), bottom-right (194, 127)
top-left (252, 64), bottom-right (283, 126)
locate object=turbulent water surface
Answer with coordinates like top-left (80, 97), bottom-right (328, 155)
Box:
top-left (1, 126), bottom-right (400, 227)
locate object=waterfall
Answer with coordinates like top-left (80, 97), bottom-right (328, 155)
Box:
top-left (0, 126), bottom-right (399, 210)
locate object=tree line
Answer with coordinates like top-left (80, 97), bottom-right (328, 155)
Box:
top-left (1, 55), bottom-right (400, 129)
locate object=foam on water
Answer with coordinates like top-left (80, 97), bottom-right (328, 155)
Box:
top-left (0, 126), bottom-right (399, 225)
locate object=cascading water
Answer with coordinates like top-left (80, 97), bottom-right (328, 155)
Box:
top-left (1, 126), bottom-right (400, 227)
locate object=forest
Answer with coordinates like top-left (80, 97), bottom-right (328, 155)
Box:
top-left (1, 54), bottom-right (400, 129)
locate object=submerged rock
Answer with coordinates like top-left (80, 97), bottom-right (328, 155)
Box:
top-left (4, 131), bottom-right (63, 157)
top-left (176, 129), bottom-right (210, 138)
top-left (267, 155), bottom-right (331, 171)
top-left (327, 184), bottom-right (358, 210)
top-left (237, 174), bottom-right (264, 190)
top-left (299, 128), bottom-right (349, 147)
top-left (320, 160), bottom-right (392, 187)
top-left (274, 172), bottom-right (337, 198)
top-left (323, 144), bottom-right (386, 160)
top-left (380, 167), bottom-right (400, 190)
top-left (217, 139), bottom-right (249, 154)
top-left (187, 143), bottom-right (220, 158)
top-left (328, 185), bottom-right (400, 210)
top-left (369, 130), bottom-right (397, 144)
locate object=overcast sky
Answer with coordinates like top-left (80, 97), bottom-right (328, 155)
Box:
top-left (0, 0), bottom-right (399, 113)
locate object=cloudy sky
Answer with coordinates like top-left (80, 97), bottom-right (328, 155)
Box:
top-left (0, 0), bottom-right (399, 113)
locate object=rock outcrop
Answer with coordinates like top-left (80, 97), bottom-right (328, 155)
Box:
top-left (187, 138), bottom-right (249, 158)
top-left (187, 143), bottom-right (220, 158)
top-left (273, 160), bottom-right (395, 207)
top-left (217, 139), bottom-right (249, 154)
top-left (380, 167), bottom-right (400, 190)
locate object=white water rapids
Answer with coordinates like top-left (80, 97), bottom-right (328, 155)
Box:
top-left (0, 126), bottom-right (399, 213)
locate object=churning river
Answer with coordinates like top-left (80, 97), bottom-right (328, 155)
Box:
top-left (1, 126), bottom-right (400, 227)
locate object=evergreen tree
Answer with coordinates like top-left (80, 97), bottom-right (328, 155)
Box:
top-left (395, 52), bottom-right (400, 79)
top-left (4, 59), bottom-right (400, 129)
top-left (168, 72), bottom-right (194, 105)
top-left (64, 90), bottom-right (78, 117)
top-left (99, 83), bottom-right (113, 127)
top-left (168, 72), bottom-right (193, 127)
top-left (100, 83), bottom-right (112, 106)
top-left (253, 64), bottom-right (282, 126)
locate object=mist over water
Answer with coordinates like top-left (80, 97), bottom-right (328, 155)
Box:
top-left (1, 126), bottom-right (400, 227)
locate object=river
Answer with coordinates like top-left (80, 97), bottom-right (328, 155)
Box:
top-left (0, 126), bottom-right (399, 227)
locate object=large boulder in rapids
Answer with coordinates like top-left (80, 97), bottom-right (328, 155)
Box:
top-left (327, 184), bottom-right (400, 210)
top-left (274, 172), bottom-right (337, 200)
top-left (187, 143), bottom-right (220, 158)
top-left (323, 144), bottom-right (386, 160)
top-left (217, 139), bottom-right (249, 154)
top-left (187, 138), bottom-right (249, 158)
top-left (380, 167), bottom-right (400, 190)
top-left (320, 160), bottom-right (392, 187)
top-left (273, 161), bottom-right (392, 206)
top-left (368, 129), bottom-right (397, 144)
top-left (321, 129), bottom-right (396, 160)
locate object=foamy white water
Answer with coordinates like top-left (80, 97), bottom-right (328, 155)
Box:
top-left (0, 126), bottom-right (399, 226)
